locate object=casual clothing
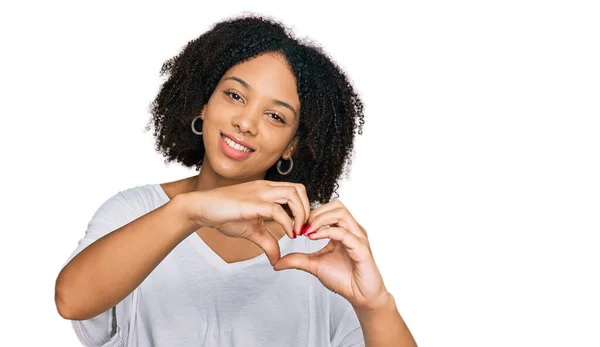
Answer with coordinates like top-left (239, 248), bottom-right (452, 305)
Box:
top-left (65, 183), bottom-right (365, 346)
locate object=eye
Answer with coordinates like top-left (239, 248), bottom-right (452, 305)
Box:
top-left (268, 112), bottom-right (286, 124)
top-left (224, 90), bottom-right (243, 103)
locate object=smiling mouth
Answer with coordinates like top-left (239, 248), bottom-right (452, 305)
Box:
top-left (221, 134), bottom-right (255, 153)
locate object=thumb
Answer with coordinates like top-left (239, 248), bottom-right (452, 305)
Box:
top-left (273, 252), bottom-right (318, 276)
top-left (245, 229), bottom-right (281, 266)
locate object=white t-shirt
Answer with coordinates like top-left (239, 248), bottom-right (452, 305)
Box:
top-left (65, 183), bottom-right (365, 346)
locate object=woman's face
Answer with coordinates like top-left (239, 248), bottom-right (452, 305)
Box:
top-left (200, 52), bottom-right (301, 180)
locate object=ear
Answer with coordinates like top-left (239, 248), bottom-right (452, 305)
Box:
top-left (282, 136), bottom-right (299, 159)
top-left (200, 105), bottom-right (207, 120)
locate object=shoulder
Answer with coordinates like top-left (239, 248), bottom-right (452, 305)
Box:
top-left (117, 183), bottom-right (170, 211)
top-left (90, 184), bottom-right (168, 225)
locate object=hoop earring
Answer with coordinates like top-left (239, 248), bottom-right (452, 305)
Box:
top-left (191, 116), bottom-right (203, 135)
top-left (277, 157), bottom-right (293, 175)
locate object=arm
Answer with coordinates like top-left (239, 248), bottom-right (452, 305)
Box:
top-left (272, 202), bottom-right (417, 347)
top-left (354, 293), bottom-right (417, 347)
top-left (55, 194), bottom-right (196, 320)
top-left (56, 180), bottom-right (308, 321)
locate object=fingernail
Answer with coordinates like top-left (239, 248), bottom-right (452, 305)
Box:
top-left (300, 223), bottom-right (312, 236)
top-left (292, 229), bottom-right (297, 239)
top-left (306, 231), bottom-right (317, 237)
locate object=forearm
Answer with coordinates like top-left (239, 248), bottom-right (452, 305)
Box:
top-left (55, 194), bottom-right (196, 320)
top-left (355, 293), bottom-right (417, 347)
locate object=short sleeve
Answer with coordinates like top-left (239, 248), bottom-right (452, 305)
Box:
top-left (63, 191), bottom-right (139, 347)
top-left (329, 291), bottom-right (365, 347)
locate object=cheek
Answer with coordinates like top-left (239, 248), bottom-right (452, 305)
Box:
top-left (205, 93), bottom-right (231, 115)
top-left (204, 104), bottom-right (222, 120)
top-left (259, 129), bottom-right (293, 153)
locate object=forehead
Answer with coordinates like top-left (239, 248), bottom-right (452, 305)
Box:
top-left (221, 53), bottom-right (300, 106)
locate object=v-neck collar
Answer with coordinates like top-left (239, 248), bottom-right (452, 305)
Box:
top-left (151, 183), bottom-right (293, 273)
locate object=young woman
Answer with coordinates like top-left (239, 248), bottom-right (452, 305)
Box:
top-left (55, 15), bottom-right (417, 347)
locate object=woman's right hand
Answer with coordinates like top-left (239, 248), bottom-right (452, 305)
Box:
top-left (181, 180), bottom-right (311, 265)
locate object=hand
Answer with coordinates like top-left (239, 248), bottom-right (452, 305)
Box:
top-left (273, 200), bottom-right (390, 311)
top-left (183, 180), bottom-right (311, 265)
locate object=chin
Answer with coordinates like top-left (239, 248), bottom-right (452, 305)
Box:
top-left (203, 151), bottom-right (258, 182)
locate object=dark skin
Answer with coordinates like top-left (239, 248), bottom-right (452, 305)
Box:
top-left (162, 176), bottom-right (291, 263)
top-left (56, 17), bottom-right (416, 345)
top-left (161, 52), bottom-right (301, 263)
top-left (156, 52), bottom-right (415, 347)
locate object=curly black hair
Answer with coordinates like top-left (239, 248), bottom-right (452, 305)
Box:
top-left (145, 14), bottom-right (365, 206)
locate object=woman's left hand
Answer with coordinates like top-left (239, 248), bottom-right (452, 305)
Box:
top-left (273, 200), bottom-right (390, 311)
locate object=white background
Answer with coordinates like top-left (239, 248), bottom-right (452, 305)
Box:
top-left (1, 1), bottom-right (599, 346)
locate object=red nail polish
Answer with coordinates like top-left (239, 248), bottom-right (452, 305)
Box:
top-left (306, 231), bottom-right (317, 237)
top-left (300, 223), bottom-right (312, 235)
top-left (292, 229), bottom-right (297, 238)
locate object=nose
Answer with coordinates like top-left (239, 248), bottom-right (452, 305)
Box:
top-left (231, 106), bottom-right (259, 136)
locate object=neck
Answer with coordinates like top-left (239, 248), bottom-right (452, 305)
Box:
top-left (178, 155), bottom-right (287, 242)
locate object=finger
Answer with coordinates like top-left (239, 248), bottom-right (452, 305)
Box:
top-left (244, 227), bottom-right (282, 266)
top-left (273, 252), bottom-right (318, 276)
top-left (305, 200), bottom-right (347, 235)
top-left (270, 182), bottom-right (311, 226)
top-left (307, 199), bottom-right (342, 220)
top-left (253, 202), bottom-right (295, 239)
top-left (262, 186), bottom-right (305, 236)
top-left (295, 183), bottom-right (311, 224)
top-left (307, 206), bottom-right (366, 239)
top-left (269, 182), bottom-right (310, 234)
top-left (298, 203), bottom-right (328, 236)
top-left (306, 226), bottom-right (371, 262)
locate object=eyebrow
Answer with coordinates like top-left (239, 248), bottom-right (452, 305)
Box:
top-left (224, 76), bottom-right (298, 120)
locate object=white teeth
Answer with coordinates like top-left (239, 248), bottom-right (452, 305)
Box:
top-left (222, 135), bottom-right (252, 153)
